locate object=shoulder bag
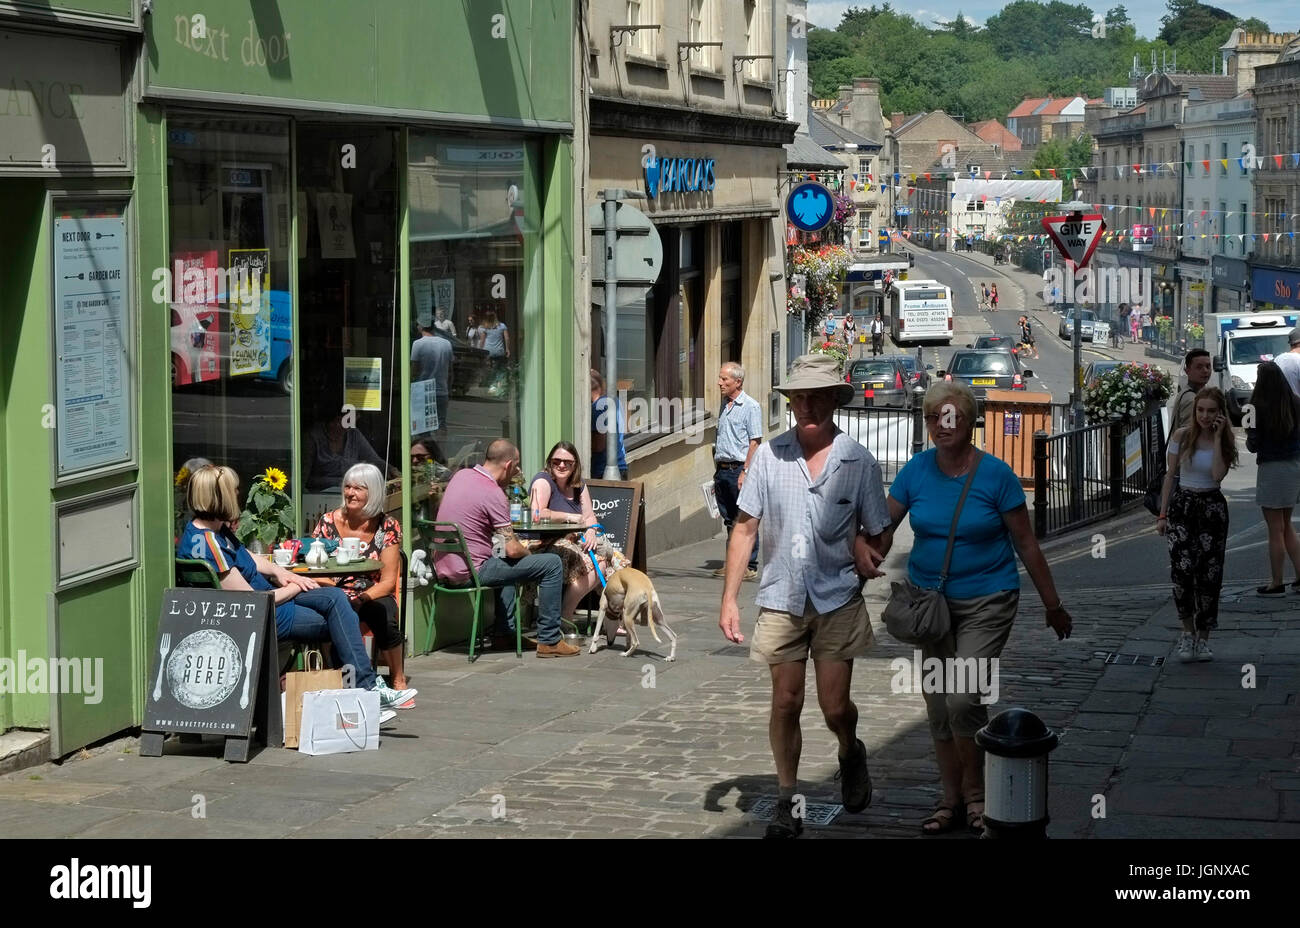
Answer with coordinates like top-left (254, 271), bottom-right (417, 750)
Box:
top-left (882, 452), bottom-right (983, 645)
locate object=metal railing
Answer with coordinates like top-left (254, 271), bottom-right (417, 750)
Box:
top-left (1032, 407), bottom-right (1165, 538)
top-left (829, 396), bottom-right (933, 485)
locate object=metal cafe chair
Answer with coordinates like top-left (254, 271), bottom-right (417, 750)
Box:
top-left (417, 520), bottom-right (518, 662)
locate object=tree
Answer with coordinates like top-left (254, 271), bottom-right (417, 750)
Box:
top-left (1106, 5), bottom-right (1132, 27)
top-left (1157, 0), bottom-right (1234, 45)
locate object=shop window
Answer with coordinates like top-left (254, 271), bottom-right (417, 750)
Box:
top-left (167, 117), bottom-right (293, 538)
top-left (297, 126), bottom-right (401, 533)
top-left (407, 131), bottom-right (536, 521)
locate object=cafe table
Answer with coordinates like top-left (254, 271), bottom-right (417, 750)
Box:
top-left (511, 519), bottom-right (596, 536)
top-left (290, 556), bottom-right (382, 577)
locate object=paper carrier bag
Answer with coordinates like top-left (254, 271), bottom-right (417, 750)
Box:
top-left (298, 688), bottom-right (381, 755)
top-left (283, 650), bottom-right (343, 748)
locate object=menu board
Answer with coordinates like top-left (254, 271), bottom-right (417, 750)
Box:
top-left (54, 210), bottom-right (132, 477)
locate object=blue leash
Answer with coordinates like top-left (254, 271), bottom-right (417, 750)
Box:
top-left (587, 523), bottom-right (608, 588)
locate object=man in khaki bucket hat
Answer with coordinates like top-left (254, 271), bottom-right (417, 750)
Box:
top-left (719, 353), bottom-right (891, 837)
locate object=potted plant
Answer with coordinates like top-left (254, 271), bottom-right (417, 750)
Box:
top-left (234, 466), bottom-right (296, 553)
top-left (1184, 321), bottom-right (1205, 341)
top-left (1082, 363), bottom-right (1174, 422)
top-left (1154, 314), bottom-right (1174, 337)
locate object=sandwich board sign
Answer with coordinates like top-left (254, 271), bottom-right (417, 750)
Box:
top-left (1041, 214), bottom-right (1105, 270)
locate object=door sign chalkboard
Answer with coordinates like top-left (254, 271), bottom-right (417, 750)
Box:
top-left (140, 588), bottom-right (280, 763)
top-left (586, 480), bottom-right (646, 572)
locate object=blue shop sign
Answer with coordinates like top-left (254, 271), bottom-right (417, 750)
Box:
top-left (645, 155), bottom-right (716, 199)
top-left (1252, 267), bottom-right (1300, 310)
top-left (785, 181), bottom-right (835, 233)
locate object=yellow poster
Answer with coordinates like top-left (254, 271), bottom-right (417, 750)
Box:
top-left (227, 248), bottom-right (271, 376)
top-left (344, 357), bottom-right (383, 412)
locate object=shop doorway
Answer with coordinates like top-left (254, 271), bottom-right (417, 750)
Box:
top-left (296, 125), bottom-right (401, 532)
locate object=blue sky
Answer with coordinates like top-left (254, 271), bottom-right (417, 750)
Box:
top-left (806, 1), bottom-right (1296, 40)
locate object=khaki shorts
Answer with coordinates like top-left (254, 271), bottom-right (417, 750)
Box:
top-left (750, 597), bottom-right (874, 664)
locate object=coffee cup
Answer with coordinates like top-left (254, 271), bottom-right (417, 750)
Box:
top-left (341, 538), bottom-right (362, 559)
top-left (273, 549), bottom-right (293, 567)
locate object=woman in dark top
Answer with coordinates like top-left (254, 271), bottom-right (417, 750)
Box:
top-left (1246, 361), bottom-right (1300, 596)
top-left (530, 441), bottom-right (606, 619)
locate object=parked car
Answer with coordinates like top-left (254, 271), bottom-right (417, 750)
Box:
top-left (1081, 359), bottom-right (1124, 391)
top-left (940, 348), bottom-right (1035, 418)
top-left (1059, 308), bottom-right (1097, 341)
top-left (844, 356), bottom-right (912, 409)
top-left (883, 353), bottom-right (932, 391)
top-left (170, 289), bottom-right (294, 394)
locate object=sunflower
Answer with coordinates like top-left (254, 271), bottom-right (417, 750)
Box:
top-left (262, 467), bottom-right (288, 493)
top-left (174, 466), bottom-right (191, 488)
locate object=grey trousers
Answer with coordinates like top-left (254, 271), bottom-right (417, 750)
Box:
top-left (920, 590), bottom-right (1019, 740)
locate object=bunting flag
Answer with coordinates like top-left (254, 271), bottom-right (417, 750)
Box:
top-left (1276, 154), bottom-right (1285, 169)
top-left (1220, 159), bottom-right (1229, 172)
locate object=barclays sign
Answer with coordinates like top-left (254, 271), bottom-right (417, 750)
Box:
top-left (645, 155), bottom-right (716, 199)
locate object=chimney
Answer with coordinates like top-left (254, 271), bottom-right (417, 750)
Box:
top-left (850, 77), bottom-right (885, 144)
top-left (837, 84), bottom-right (852, 107)
top-left (891, 112), bottom-right (905, 130)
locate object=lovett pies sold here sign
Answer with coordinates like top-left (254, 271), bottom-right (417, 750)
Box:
top-left (1041, 214), bottom-right (1106, 270)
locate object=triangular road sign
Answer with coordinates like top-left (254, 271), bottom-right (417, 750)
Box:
top-left (1041, 213), bottom-right (1106, 270)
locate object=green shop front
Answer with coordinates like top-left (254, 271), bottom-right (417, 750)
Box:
top-left (1, 0), bottom-right (576, 756)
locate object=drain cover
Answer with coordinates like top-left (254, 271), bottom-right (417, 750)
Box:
top-left (749, 797), bottom-right (844, 826)
top-left (1093, 651), bottom-right (1165, 667)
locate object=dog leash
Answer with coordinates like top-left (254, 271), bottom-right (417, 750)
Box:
top-left (587, 523), bottom-right (608, 588)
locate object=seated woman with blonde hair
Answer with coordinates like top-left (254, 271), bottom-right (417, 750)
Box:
top-left (529, 441), bottom-right (608, 620)
top-left (176, 464), bottom-right (414, 714)
top-left (312, 463), bottom-right (415, 700)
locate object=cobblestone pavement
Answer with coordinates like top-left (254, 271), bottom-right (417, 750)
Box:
top-left (1, 524), bottom-right (1296, 838)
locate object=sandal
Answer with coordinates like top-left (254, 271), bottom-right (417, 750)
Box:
top-left (965, 792), bottom-right (986, 834)
top-left (920, 803), bottom-right (961, 835)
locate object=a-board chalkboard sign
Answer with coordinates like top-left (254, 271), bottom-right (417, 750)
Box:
top-left (587, 480), bottom-right (646, 572)
top-left (140, 588), bottom-right (280, 763)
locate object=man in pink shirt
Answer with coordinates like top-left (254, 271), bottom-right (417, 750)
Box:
top-left (434, 439), bottom-right (579, 657)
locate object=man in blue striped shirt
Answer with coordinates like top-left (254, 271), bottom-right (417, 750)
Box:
top-left (712, 362), bottom-right (764, 580)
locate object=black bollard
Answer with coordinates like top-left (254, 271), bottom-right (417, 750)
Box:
top-left (974, 707), bottom-right (1059, 839)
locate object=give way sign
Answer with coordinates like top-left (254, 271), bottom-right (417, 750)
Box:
top-left (1041, 213), bottom-right (1106, 269)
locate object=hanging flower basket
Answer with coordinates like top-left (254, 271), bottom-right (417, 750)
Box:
top-left (790, 245), bottom-right (851, 334)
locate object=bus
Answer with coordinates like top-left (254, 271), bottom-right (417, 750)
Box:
top-left (885, 279), bottom-right (953, 345)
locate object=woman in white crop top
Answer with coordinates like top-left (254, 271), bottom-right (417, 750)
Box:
top-left (1156, 387), bottom-right (1238, 663)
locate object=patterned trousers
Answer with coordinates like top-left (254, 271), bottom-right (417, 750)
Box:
top-left (1166, 488), bottom-right (1229, 632)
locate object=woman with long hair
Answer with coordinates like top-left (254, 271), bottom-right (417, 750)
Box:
top-left (1156, 387), bottom-right (1238, 661)
top-left (530, 441), bottom-right (607, 619)
top-left (1245, 361), bottom-right (1300, 596)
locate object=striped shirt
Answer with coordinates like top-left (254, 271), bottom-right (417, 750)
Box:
top-left (737, 428), bottom-right (890, 614)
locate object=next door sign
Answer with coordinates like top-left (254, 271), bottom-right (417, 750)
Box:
top-left (1041, 214), bottom-right (1105, 270)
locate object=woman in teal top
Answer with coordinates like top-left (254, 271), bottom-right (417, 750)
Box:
top-left (882, 381), bottom-right (1072, 836)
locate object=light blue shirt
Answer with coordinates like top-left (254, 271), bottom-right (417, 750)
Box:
top-left (715, 390), bottom-right (763, 463)
top-left (737, 428), bottom-right (891, 615)
top-left (889, 449), bottom-right (1025, 599)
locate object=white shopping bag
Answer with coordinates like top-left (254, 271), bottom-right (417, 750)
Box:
top-left (298, 688), bottom-right (381, 755)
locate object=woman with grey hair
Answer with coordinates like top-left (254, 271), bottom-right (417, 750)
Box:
top-left (311, 463), bottom-right (416, 701)
top-left (878, 381), bottom-right (1072, 834)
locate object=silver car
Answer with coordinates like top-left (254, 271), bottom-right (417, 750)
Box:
top-left (1059, 308), bottom-right (1097, 341)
